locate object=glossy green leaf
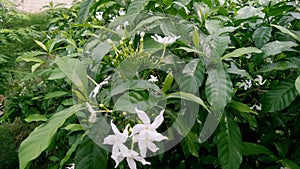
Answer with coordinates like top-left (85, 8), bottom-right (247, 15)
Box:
top-left (179, 59), bottom-right (205, 93)
top-left (205, 63), bottom-right (232, 110)
top-left (242, 142), bottom-right (274, 156)
top-left (44, 91), bottom-right (69, 99)
top-left (55, 56), bottom-right (88, 99)
top-left (208, 35), bottom-right (230, 58)
top-left (236, 6), bottom-right (263, 19)
top-left (271, 24), bottom-right (300, 42)
top-left (220, 47), bottom-right (261, 61)
top-left (259, 57), bottom-right (300, 72)
top-left (25, 114), bottom-right (48, 123)
top-left (75, 137), bottom-right (108, 169)
top-left (205, 20), bottom-right (238, 35)
top-left (177, 47), bottom-right (206, 57)
top-left (16, 51), bottom-right (46, 62)
top-left (280, 159), bottom-right (300, 169)
top-left (162, 71), bottom-right (174, 93)
top-left (252, 26), bottom-right (272, 48)
top-left (59, 134), bottom-right (81, 169)
top-left (127, 0), bottom-right (149, 15)
top-left (181, 132), bottom-right (200, 157)
top-left (34, 40), bottom-right (48, 52)
top-left (261, 41), bottom-right (298, 58)
top-left (192, 27), bottom-right (200, 48)
top-left (262, 75), bottom-right (298, 113)
top-left (19, 105), bottom-right (81, 169)
top-left (296, 75), bottom-right (300, 95)
top-left (229, 101), bottom-right (255, 113)
top-left (166, 92), bottom-right (209, 112)
top-left (77, 0), bottom-right (95, 23)
top-left (218, 113), bottom-right (243, 169)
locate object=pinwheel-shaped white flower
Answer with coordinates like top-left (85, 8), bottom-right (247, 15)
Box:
top-left (103, 120), bottom-right (129, 155)
top-left (148, 75), bottom-right (158, 82)
top-left (151, 34), bottom-right (180, 45)
top-left (89, 76), bottom-right (110, 98)
top-left (111, 147), bottom-right (150, 169)
top-left (240, 79), bottom-right (252, 90)
top-left (254, 75), bottom-right (266, 86)
top-left (132, 108), bottom-right (168, 157)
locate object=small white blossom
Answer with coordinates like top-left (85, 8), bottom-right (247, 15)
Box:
top-left (239, 79), bottom-right (252, 90)
top-left (65, 163), bottom-right (75, 169)
top-left (118, 9), bottom-right (126, 16)
top-left (151, 34), bottom-right (180, 45)
top-left (96, 12), bottom-right (104, 21)
top-left (103, 120), bottom-right (129, 155)
top-left (116, 21), bottom-right (129, 31)
top-left (64, 4), bottom-right (72, 9)
top-left (148, 75), bottom-right (158, 82)
top-left (109, 16), bottom-right (116, 23)
top-left (89, 76), bottom-right (110, 98)
top-left (251, 103), bottom-right (262, 111)
top-left (132, 108), bottom-right (168, 157)
top-left (254, 75), bottom-right (266, 86)
top-left (86, 102), bottom-right (97, 123)
top-left (111, 147), bottom-right (150, 169)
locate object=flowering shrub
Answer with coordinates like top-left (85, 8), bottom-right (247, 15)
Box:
top-left (1, 0), bottom-right (300, 169)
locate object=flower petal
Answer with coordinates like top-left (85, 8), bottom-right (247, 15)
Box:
top-left (132, 124), bottom-right (146, 136)
top-left (135, 107), bottom-right (150, 124)
top-left (111, 154), bottom-right (125, 168)
top-left (110, 120), bottom-right (121, 135)
top-left (103, 135), bottom-right (116, 145)
top-left (149, 110), bottom-right (164, 130)
top-left (134, 156), bottom-right (151, 165)
top-left (126, 158), bottom-right (137, 169)
top-left (146, 141), bottom-right (159, 153)
top-left (138, 140), bottom-right (148, 157)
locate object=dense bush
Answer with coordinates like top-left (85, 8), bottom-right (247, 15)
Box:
top-left (1, 0), bottom-right (300, 169)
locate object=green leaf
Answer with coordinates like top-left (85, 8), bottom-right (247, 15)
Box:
top-left (242, 142), bottom-right (274, 156)
top-left (296, 75), bottom-right (300, 95)
top-left (218, 112), bottom-right (243, 169)
top-left (177, 47), bottom-right (206, 57)
top-left (229, 101), bottom-right (255, 114)
top-left (77, 0), bottom-right (95, 23)
top-left (162, 71), bottom-right (174, 93)
top-left (127, 0), bottom-right (149, 15)
top-left (207, 35), bottom-right (230, 58)
top-left (280, 159), bottom-right (300, 169)
top-left (166, 92), bottom-right (209, 112)
top-left (262, 75), bottom-right (298, 113)
top-left (92, 42), bottom-right (111, 63)
top-left (55, 56), bottom-right (88, 99)
top-left (271, 24), bottom-right (300, 42)
top-left (205, 20), bottom-right (238, 35)
top-left (179, 59), bottom-right (205, 93)
top-left (31, 63), bottom-right (44, 73)
top-left (227, 62), bottom-right (252, 79)
top-left (63, 124), bottom-right (84, 133)
top-left (205, 63), bottom-right (232, 110)
top-left (131, 16), bottom-right (165, 34)
top-left (75, 137), bottom-right (108, 169)
top-left (16, 51), bottom-right (47, 62)
top-left (220, 47), bottom-right (261, 61)
top-left (192, 27), bottom-right (200, 48)
top-left (34, 40), bottom-right (48, 52)
top-left (259, 57), bottom-right (300, 72)
top-left (44, 91), bottom-right (69, 100)
top-left (59, 135), bottom-right (81, 169)
top-left (236, 6), bottom-right (263, 19)
top-left (261, 41), bottom-right (298, 58)
top-left (181, 132), bottom-right (200, 157)
top-left (19, 105), bottom-right (81, 169)
top-left (25, 114), bottom-right (48, 123)
top-left (252, 26), bottom-right (272, 48)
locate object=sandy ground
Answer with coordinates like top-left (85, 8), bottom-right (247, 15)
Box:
top-left (12, 0), bottom-right (74, 13)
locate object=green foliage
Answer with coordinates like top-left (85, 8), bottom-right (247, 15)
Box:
top-left (0, 0), bottom-right (299, 169)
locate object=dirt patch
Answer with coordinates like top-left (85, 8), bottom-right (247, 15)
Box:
top-left (11, 0), bottom-right (74, 13)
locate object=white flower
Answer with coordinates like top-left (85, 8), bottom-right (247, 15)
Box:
top-left (148, 75), bottom-right (158, 82)
top-left (89, 76), bottom-right (110, 98)
top-left (118, 9), bottom-right (126, 16)
top-left (115, 21), bottom-right (129, 31)
top-left (111, 147), bottom-right (150, 169)
top-left (151, 34), bottom-right (180, 45)
top-left (64, 4), bottom-right (72, 9)
top-left (123, 21), bottom-right (129, 28)
top-left (254, 75), bottom-right (266, 86)
top-left (103, 120), bottom-right (129, 155)
top-left (109, 16), bottom-right (116, 22)
top-left (132, 108), bottom-right (168, 157)
top-left (95, 12), bottom-right (104, 21)
top-left (239, 79), bottom-right (252, 90)
top-left (65, 163), bottom-right (75, 169)
top-left (250, 103), bottom-right (262, 111)
top-left (86, 102), bottom-right (97, 123)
